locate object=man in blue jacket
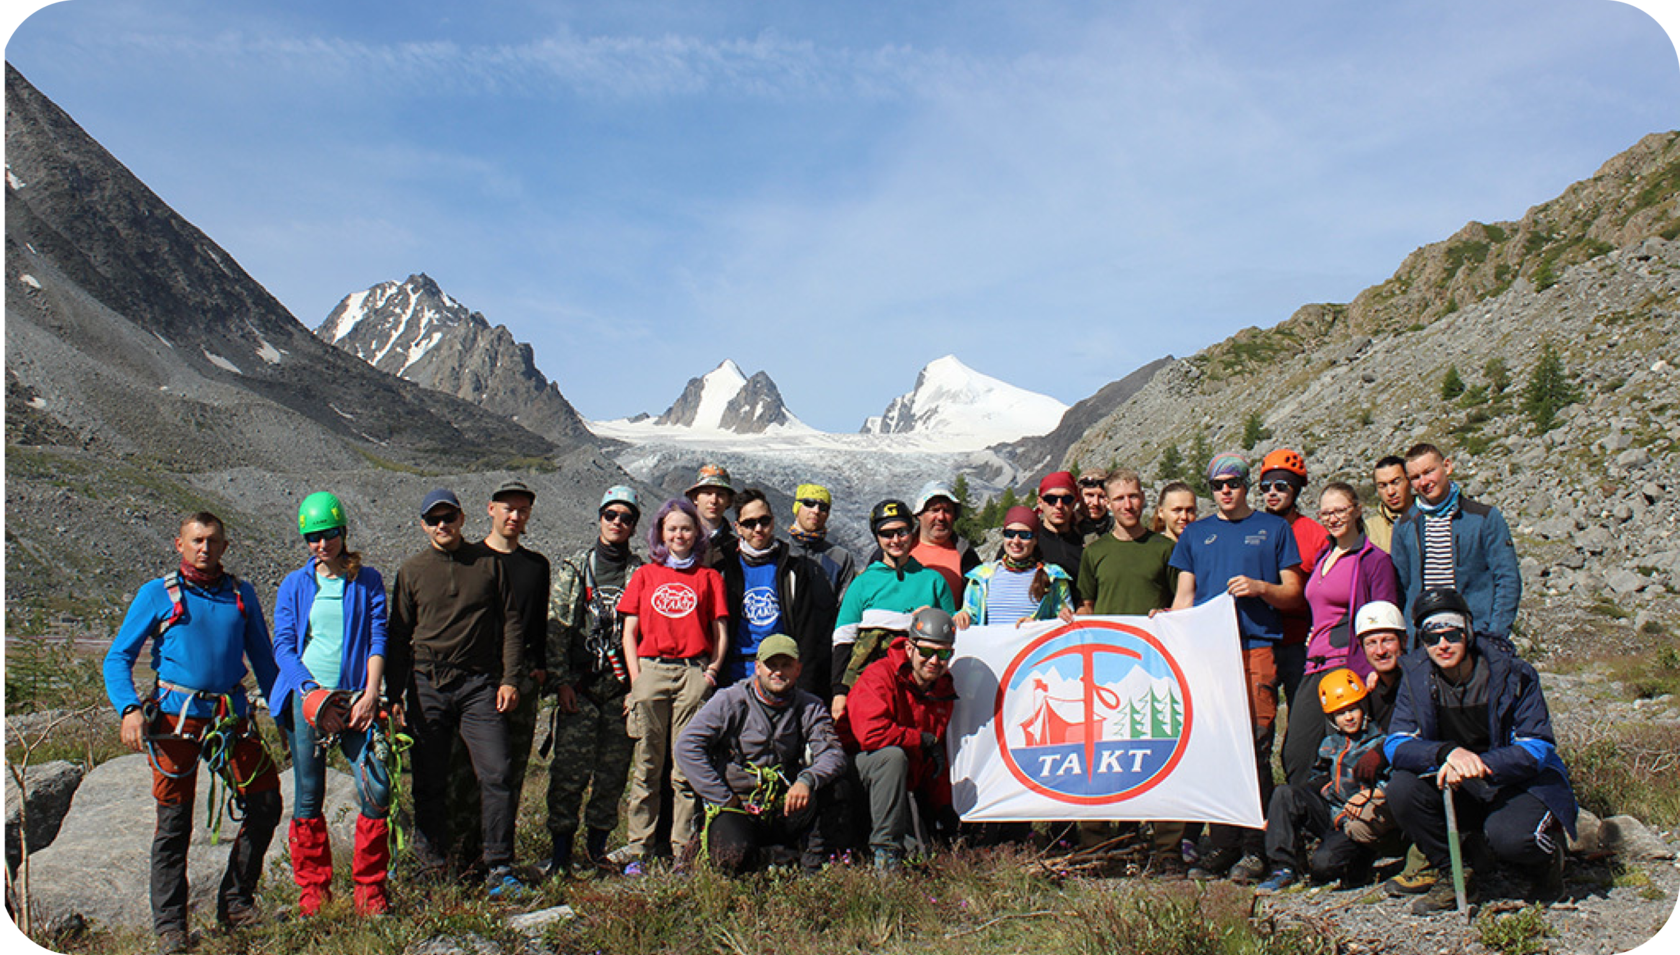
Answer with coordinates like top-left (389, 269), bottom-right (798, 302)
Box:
top-left (103, 512), bottom-right (281, 952)
top-left (1382, 588), bottom-right (1575, 915)
top-left (1390, 443), bottom-right (1521, 650)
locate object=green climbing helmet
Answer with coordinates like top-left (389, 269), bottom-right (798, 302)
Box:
top-left (298, 492), bottom-right (348, 536)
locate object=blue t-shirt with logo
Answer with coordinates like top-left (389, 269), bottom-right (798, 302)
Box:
top-left (1169, 509), bottom-right (1302, 647)
top-left (725, 558), bottom-right (784, 684)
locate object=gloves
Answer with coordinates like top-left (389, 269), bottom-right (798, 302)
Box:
top-left (921, 732), bottom-right (948, 776)
top-left (1352, 748), bottom-right (1387, 788)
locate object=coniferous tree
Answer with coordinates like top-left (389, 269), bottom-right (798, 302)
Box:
top-left (1523, 343), bottom-right (1579, 431)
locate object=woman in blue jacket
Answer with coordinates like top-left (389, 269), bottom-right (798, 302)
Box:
top-left (270, 492), bottom-right (393, 916)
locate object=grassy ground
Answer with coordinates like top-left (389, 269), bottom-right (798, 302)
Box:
top-left (37, 849), bottom-right (1337, 955)
top-left (10, 629), bottom-right (1679, 954)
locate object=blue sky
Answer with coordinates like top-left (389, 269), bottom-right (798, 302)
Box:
top-left (5, 1), bottom-right (1679, 432)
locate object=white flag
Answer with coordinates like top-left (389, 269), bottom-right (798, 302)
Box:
top-left (946, 595), bottom-right (1263, 827)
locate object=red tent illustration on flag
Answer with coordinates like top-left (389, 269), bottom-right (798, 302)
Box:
top-left (1018, 674), bottom-right (1122, 747)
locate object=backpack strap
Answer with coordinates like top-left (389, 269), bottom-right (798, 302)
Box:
top-left (159, 571), bottom-right (248, 638)
top-left (159, 571), bottom-right (188, 638)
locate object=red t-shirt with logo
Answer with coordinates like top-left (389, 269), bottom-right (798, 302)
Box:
top-left (617, 562), bottom-right (727, 659)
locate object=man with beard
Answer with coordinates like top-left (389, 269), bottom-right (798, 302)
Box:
top-left (908, 480), bottom-right (980, 600)
top-left (675, 635), bottom-right (846, 874)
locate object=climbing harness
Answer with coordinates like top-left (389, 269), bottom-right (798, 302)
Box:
top-left (302, 690), bottom-right (414, 852)
top-left (142, 682), bottom-right (273, 845)
top-left (699, 762), bottom-right (791, 866)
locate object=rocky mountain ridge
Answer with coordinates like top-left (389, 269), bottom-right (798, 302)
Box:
top-left (1062, 130), bottom-right (1680, 633)
top-left (317, 274), bottom-right (595, 448)
top-left (4, 64), bottom-right (637, 633)
top-left (651, 359), bottom-right (806, 433)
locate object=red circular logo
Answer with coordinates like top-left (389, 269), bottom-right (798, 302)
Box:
top-left (992, 620), bottom-right (1193, 805)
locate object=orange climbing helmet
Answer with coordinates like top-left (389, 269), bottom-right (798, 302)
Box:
top-left (1317, 667), bottom-right (1368, 714)
top-left (1261, 447), bottom-right (1308, 481)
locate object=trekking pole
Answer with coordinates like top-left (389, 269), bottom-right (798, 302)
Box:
top-left (1440, 777), bottom-right (1468, 915)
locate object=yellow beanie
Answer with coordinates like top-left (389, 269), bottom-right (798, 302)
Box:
top-left (793, 483), bottom-right (832, 517)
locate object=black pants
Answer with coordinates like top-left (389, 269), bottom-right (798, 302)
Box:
top-left (1262, 783), bottom-right (1372, 880)
top-left (1281, 671), bottom-right (1331, 787)
top-left (150, 790), bottom-right (280, 933)
top-left (408, 670), bottom-right (516, 868)
top-left (1388, 770), bottom-right (1558, 872)
top-left (704, 795), bottom-right (825, 874)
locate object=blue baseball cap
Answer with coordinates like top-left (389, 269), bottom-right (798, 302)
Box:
top-left (420, 488), bottom-right (462, 516)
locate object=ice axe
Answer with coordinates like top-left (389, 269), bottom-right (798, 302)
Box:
top-left (1439, 775), bottom-right (1469, 915)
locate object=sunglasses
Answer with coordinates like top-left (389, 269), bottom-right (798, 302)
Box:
top-left (601, 508), bottom-right (637, 526)
top-left (304, 527), bottom-right (344, 544)
top-left (797, 499), bottom-right (831, 512)
top-left (1209, 477), bottom-right (1247, 491)
top-left (1077, 477), bottom-right (1106, 488)
top-left (422, 509), bottom-right (461, 527)
top-left (1317, 506), bottom-right (1354, 522)
top-left (737, 515), bottom-right (774, 531)
top-left (877, 525), bottom-right (912, 539)
top-left (1259, 480), bottom-right (1297, 494)
top-left (1002, 528), bottom-right (1036, 540)
top-left (1422, 627), bottom-right (1468, 647)
top-left (912, 644), bottom-right (954, 661)
top-left (1041, 493), bottom-right (1076, 507)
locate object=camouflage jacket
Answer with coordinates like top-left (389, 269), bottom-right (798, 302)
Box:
top-left (547, 544), bottom-right (644, 698)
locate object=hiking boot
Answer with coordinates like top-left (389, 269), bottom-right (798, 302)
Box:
top-left (157, 928), bottom-right (191, 955)
top-left (585, 828), bottom-right (613, 867)
top-left (1411, 874), bottom-right (1475, 916)
top-left (1187, 846), bottom-right (1241, 881)
top-left (547, 841), bottom-right (574, 880)
top-left (1228, 852), bottom-right (1267, 885)
top-left (1147, 851), bottom-right (1191, 880)
top-left (873, 847), bottom-right (904, 872)
top-left (1256, 867), bottom-right (1298, 894)
top-left (1533, 846), bottom-right (1567, 903)
top-left (605, 844), bottom-right (643, 867)
top-left (1384, 864), bottom-right (1440, 897)
top-left (217, 901), bottom-right (262, 931)
top-left (486, 865), bottom-right (528, 901)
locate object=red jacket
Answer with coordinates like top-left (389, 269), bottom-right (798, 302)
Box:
top-left (839, 637), bottom-right (958, 801)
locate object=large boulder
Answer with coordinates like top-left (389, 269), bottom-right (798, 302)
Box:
top-left (5, 760), bottom-right (85, 871)
top-left (21, 754), bottom-right (359, 932)
top-left (1599, 814), bottom-right (1676, 861)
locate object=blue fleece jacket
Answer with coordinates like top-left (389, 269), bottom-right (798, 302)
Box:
top-left (104, 574), bottom-right (277, 720)
top-left (269, 558), bottom-right (389, 723)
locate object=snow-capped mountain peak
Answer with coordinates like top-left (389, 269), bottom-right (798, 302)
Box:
top-left (318, 273), bottom-right (473, 374)
top-left (314, 273), bottom-right (594, 445)
top-left (650, 360), bottom-right (809, 434)
top-left (861, 354), bottom-right (1067, 446)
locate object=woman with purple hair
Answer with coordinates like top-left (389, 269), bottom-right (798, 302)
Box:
top-left (611, 497), bottom-right (729, 870)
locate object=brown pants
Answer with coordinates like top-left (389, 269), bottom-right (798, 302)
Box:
top-left (147, 713), bottom-right (279, 805)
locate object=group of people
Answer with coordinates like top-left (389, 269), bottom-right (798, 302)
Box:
top-left (101, 440), bottom-right (1575, 953)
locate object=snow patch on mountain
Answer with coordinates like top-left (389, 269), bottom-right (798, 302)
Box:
top-left (861, 355), bottom-right (1067, 445)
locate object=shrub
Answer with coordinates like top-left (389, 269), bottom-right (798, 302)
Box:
top-left (1484, 357), bottom-right (1511, 394)
top-left (1242, 412), bottom-right (1269, 450)
top-left (1476, 905), bottom-right (1553, 955)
